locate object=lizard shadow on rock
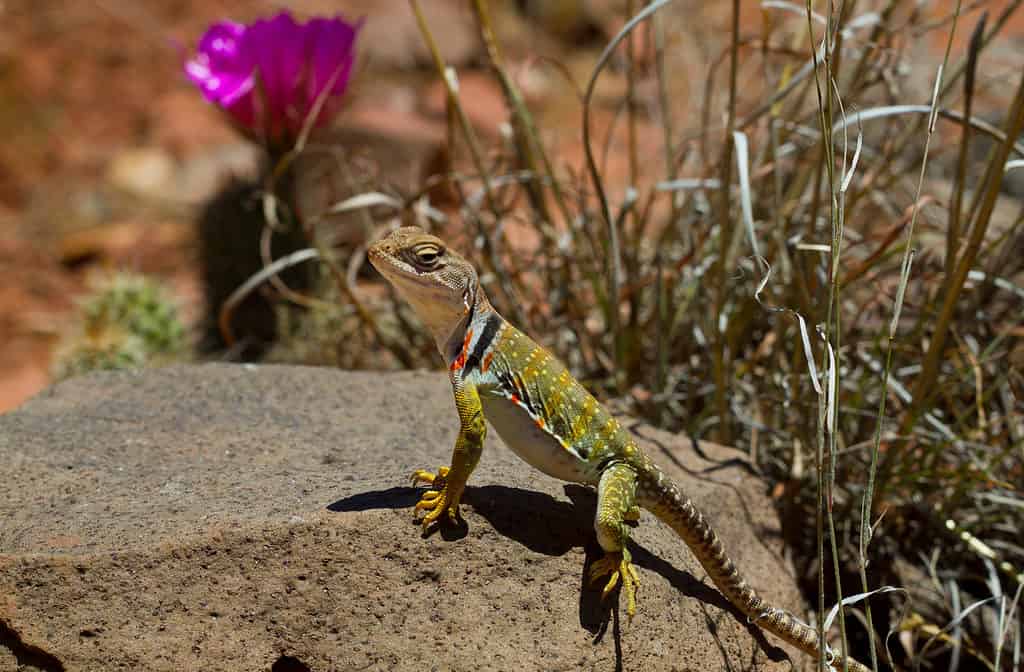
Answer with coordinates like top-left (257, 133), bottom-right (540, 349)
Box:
top-left (625, 421), bottom-right (756, 479)
top-left (326, 486), bottom-right (472, 540)
top-left (326, 486), bottom-right (423, 513)
top-left (327, 483), bottom-right (789, 669)
top-left (325, 483), bottom-right (591, 552)
top-left (629, 425), bottom-right (795, 593)
top-left (562, 486), bottom-right (788, 668)
top-left (477, 484), bottom-right (786, 667)
top-left (0, 619), bottom-right (65, 672)
top-left (627, 539), bottom-right (788, 667)
top-left (462, 484), bottom-right (593, 555)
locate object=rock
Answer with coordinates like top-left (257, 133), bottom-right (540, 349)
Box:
top-left (1, 365), bottom-right (808, 671)
top-left (106, 147), bottom-right (176, 201)
top-left (57, 220), bottom-right (192, 267)
top-left (0, 354), bottom-right (51, 416)
top-left (175, 143), bottom-right (261, 205)
top-left (106, 144), bottom-right (261, 207)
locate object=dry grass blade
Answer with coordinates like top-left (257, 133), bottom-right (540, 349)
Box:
top-left (580, 0), bottom-right (674, 385)
top-left (311, 192), bottom-right (403, 221)
top-left (948, 11), bottom-right (987, 281)
top-left (582, 0), bottom-right (674, 231)
top-left (219, 248), bottom-right (320, 347)
top-left (914, 596), bottom-right (996, 672)
top-left (732, 131), bottom-right (760, 258)
top-left (408, 0), bottom-right (524, 324)
top-left (905, 67), bottom-right (1024, 432)
top-left (829, 105), bottom-right (1024, 158)
top-left (469, 0), bottom-right (573, 234)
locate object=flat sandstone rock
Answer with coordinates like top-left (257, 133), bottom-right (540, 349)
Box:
top-left (1, 364), bottom-right (808, 671)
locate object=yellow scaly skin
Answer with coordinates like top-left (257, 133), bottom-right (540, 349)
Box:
top-left (368, 227), bottom-right (868, 672)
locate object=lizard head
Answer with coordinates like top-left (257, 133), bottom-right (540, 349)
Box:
top-left (368, 227), bottom-right (486, 358)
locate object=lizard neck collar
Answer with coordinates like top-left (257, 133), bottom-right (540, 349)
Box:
top-left (440, 282), bottom-right (492, 368)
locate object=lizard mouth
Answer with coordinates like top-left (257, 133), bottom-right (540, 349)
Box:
top-left (368, 249), bottom-right (453, 302)
top-left (369, 250), bottom-right (417, 283)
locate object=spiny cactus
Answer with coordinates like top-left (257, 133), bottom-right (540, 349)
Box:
top-left (52, 328), bottom-right (150, 380)
top-left (53, 272), bottom-right (186, 380)
top-left (196, 175), bottom-right (311, 360)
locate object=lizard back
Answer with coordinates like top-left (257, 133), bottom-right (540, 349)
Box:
top-left (460, 312), bottom-right (638, 485)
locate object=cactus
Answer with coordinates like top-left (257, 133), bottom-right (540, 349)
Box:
top-left (196, 174), bottom-right (311, 360)
top-left (52, 328), bottom-right (150, 380)
top-left (53, 272), bottom-right (186, 380)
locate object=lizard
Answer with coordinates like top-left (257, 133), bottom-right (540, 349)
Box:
top-left (368, 226), bottom-right (869, 672)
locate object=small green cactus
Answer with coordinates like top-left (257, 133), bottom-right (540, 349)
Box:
top-left (52, 328), bottom-right (150, 380)
top-left (79, 272), bottom-right (186, 355)
top-left (53, 272), bottom-right (186, 380)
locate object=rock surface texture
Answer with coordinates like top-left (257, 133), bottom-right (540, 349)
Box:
top-left (2, 365), bottom-right (809, 672)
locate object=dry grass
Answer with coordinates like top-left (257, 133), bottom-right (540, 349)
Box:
top-left (252, 1), bottom-right (1024, 668)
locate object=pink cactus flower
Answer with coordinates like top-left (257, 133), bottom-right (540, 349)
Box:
top-left (186, 11), bottom-right (361, 145)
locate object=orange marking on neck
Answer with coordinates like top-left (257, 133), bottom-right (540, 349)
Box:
top-left (450, 328), bottom-right (473, 371)
top-left (481, 351), bottom-right (494, 372)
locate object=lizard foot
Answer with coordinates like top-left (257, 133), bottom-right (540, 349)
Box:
top-left (411, 465), bottom-right (450, 488)
top-left (410, 466), bottom-right (460, 529)
top-left (589, 549), bottom-right (640, 618)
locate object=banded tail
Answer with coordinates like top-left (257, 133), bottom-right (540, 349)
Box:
top-left (637, 466), bottom-right (870, 672)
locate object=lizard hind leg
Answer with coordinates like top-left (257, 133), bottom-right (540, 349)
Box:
top-left (588, 462), bottom-right (642, 618)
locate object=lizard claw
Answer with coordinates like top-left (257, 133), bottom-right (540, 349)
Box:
top-left (589, 549), bottom-right (640, 618)
top-left (410, 466), bottom-right (459, 529)
top-left (411, 465), bottom-right (449, 488)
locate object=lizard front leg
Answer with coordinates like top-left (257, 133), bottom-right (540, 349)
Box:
top-left (589, 462), bottom-right (642, 617)
top-left (411, 378), bottom-right (485, 530)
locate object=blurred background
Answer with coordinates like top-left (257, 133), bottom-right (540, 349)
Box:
top-left (2, 1), bottom-right (1023, 668)
top-left (4, 0), bottom-right (1017, 409)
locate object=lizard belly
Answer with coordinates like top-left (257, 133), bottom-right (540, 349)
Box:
top-left (480, 394), bottom-right (590, 483)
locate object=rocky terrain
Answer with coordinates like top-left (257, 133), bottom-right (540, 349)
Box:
top-left (2, 365), bottom-right (809, 671)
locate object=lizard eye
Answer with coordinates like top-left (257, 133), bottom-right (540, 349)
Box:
top-left (412, 243), bottom-right (444, 269)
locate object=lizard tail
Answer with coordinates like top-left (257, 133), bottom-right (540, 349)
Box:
top-left (637, 468), bottom-right (871, 672)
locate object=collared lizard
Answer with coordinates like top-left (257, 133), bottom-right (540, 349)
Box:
top-left (368, 226), bottom-right (868, 672)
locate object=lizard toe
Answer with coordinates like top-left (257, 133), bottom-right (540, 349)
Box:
top-left (411, 467), bottom-right (448, 487)
top-left (588, 554), bottom-right (620, 586)
top-left (589, 550), bottom-right (640, 618)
